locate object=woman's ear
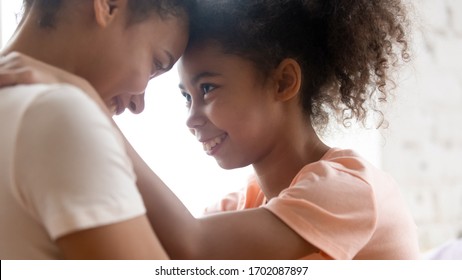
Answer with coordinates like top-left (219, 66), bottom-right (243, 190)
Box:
top-left (93, 0), bottom-right (120, 27)
top-left (273, 58), bottom-right (302, 102)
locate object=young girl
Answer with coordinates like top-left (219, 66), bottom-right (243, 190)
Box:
top-left (134, 0), bottom-right (419, 259)
top-left (0, 0), bottom-right (419, 259)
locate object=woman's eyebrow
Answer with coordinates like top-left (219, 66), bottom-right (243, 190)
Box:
top-left (164, 51), bottom-right (175, 71)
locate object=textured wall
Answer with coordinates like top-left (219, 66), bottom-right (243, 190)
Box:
top-left (382, 0), bottom-right (462, 252)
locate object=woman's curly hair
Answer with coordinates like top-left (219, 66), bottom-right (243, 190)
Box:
top-left (189, 0), bottom-right (411, 129)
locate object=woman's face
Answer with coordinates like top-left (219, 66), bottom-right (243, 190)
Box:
top-left (178, 42), bottom-right (286, 169)
top-left (82, 10), bottom-right (189, 115)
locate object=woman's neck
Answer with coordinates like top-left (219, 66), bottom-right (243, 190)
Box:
top-left (1, 10), bottom-right (82, 74)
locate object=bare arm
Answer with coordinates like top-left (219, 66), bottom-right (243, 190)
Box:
top-left (126, 141), bottom-right (317, 259)
top-left (56, 216), bottom-right (168, 260)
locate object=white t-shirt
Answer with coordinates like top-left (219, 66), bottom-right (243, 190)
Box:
top-left (0, 84), bottom-right (146, 259)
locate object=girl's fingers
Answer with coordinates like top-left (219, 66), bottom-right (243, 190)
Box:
top-left (0, 67), bottom-right (48, 87)
top-left (0, 70), bottom-right (22, 87)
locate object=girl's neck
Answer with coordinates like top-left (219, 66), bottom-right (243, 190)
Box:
top-left (253, 125), bottom-right (330, 200)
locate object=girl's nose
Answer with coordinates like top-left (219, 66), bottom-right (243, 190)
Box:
top-left (186, 102), bottom-right (206, 130)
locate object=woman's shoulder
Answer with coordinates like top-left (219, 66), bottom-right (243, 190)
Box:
top-left (15, 83), bottom-right (109, 128)
top-left (2, 83), bottom-right (100, 118)
top-left (2, 83), bottom-right (87, 99)
top-left (13, 83), bottom-right (119, 156)
top-left (28, 83), bottom-right (99, 112)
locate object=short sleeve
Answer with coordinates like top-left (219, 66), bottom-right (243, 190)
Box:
top-left (14, 85), bottom-right (146, 239)
top-left (203, 190), bottom-right (244, 214)
top-left (264, 160), bottom-right (377, 260)
top-left (203, 177), bottom-right (266, 214)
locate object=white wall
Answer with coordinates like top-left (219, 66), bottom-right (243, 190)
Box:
top-left (382, 0), bottom-right (462, 252)
top-left (0, 1), bottom-right (21, 46)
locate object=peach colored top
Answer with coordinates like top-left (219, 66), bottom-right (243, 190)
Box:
top-left (204, 148), bottom-right (419, 259)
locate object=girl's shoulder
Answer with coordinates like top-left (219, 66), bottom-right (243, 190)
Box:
top-left (291, 148), bottom-right (391, 189)
top-left (285, 148), bottom-right (401, 210)
top-left (297, 147), bottom-right (370, 175)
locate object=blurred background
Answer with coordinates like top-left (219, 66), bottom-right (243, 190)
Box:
top-left (1, 0), bottom-right (461, 254)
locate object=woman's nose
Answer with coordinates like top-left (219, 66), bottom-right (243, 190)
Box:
top-left (128, 93), bottom-right (145, 114)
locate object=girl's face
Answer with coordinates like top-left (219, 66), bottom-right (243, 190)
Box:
top-left (178, 42), bottom-right (286, 169)
top-left (83, 11), bottom-right (189, 115)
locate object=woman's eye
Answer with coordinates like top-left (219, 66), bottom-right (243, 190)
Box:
top-left (150, 61), bottom-right (165, 78)
top-left (153, 59), bottom-right (167, 73)
top-left (181, 91), bottom-right (191, 103)
top-left (201, 84), bottom-right (216, 94)
top-left (154, 60), bottom-right (164, 71)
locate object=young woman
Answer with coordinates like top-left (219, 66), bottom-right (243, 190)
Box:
top-left (0, 0), bottom-right (192, 259)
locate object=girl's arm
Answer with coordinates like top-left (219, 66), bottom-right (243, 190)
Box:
top-left (56, 216), bottom-right (168, 260)
top-left (127, 141), bottom-right (317, 259)
top-left (0, 52), bottom-right (318, 259)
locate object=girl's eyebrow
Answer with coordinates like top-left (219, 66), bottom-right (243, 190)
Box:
top-left (178, 71), bottom-right (221, 89)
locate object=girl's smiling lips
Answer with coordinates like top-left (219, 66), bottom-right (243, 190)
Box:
top-left (199, 133), bottom-right (228, 155)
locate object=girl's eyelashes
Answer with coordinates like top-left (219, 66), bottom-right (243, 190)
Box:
top-left (179, 83), bottom-right (218, 105)
top-left (200, 84), bottom-right (217, 94)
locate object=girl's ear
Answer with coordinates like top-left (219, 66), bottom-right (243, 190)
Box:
top-left (273, 58), bottom-right (302, 102)
top-left (93, 0), bottom-right (121, 27)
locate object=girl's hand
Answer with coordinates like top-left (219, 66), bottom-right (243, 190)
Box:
top-left (0, 52), bottom-right (66, 85)
top-left (0, 52), bottom-right (107, 112)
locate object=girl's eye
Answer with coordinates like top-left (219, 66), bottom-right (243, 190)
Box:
top-left (200, 84), bottom-right (216, 94)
